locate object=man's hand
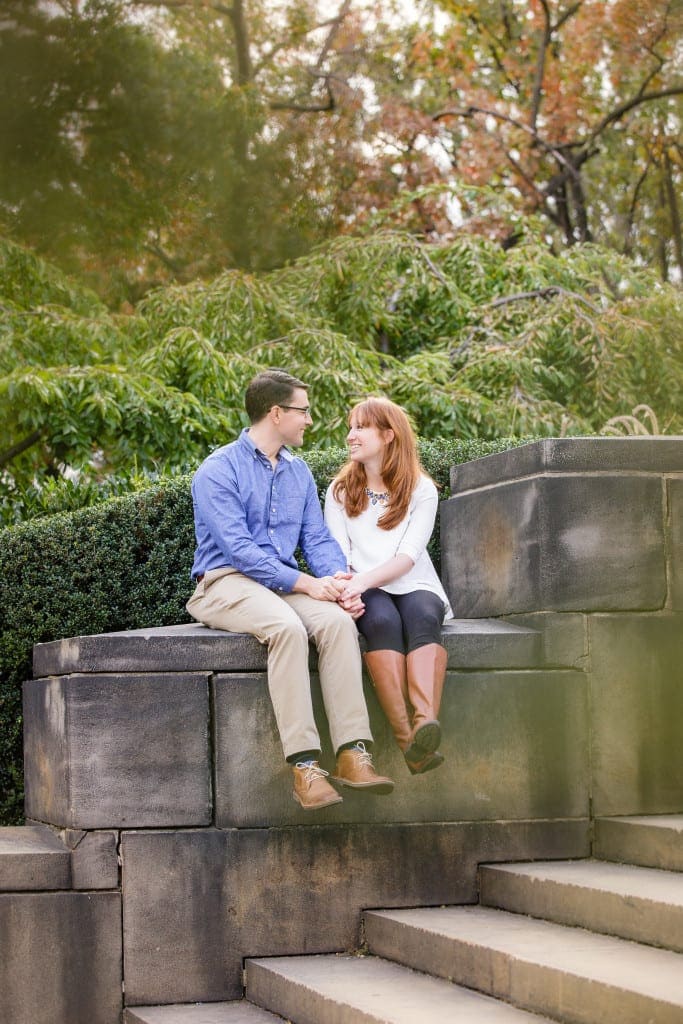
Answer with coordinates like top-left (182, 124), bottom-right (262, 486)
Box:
top-left (293, 573), bottom-right (345, 601)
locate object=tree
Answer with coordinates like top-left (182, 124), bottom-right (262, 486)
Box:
top-left (0, 0), bottom-right (396, 301)
top-left (354, 0), bottom-right (683, 280)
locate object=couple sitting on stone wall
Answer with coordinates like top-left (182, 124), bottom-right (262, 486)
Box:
top-left (186, 368), bottom-right (452, 810)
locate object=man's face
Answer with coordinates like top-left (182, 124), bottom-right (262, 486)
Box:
top-left (274, 387), bottom-right (313, 447)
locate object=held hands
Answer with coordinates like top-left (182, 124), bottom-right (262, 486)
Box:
top-left (305, 574), bottom-right (347, 602)
top-left (333, 571), bottom-right (367, 620)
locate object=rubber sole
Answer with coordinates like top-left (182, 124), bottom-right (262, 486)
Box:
top-left (330, 777), bottom-right (395, 795)
top-left (412, 720), bottom-right (441, 753)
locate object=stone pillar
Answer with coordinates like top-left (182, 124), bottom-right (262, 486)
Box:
top-left (440, 436), bottom-right (683, 816)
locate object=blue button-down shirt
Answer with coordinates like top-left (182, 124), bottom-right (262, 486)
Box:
top-left (190, 429), bottom-right (347, 592)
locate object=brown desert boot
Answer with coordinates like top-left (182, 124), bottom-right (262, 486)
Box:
top-left (292, 761), bottom-right (343, 810)
top-left (332, 742), bottom-right (394, 794)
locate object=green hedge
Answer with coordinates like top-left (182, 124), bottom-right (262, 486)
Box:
top-left (0, 436), bottom-right (529, 824)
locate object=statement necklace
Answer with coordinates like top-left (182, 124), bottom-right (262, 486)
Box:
top-left (366, 486), bottom-right (390, 507)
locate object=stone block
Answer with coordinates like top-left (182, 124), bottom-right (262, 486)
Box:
top-left (23, 672), bottom-right (211, 829)
top-left (0, 890), bottom-right (122, 1024)
top-left (67, 829), bottom-right (120, 889)
top-left (589, 613), bottom-right (683, 816)
top-left (213, 668), bottom-right (589, 827)
top-left (441, 473), bottom-right (666, 616)
top-left (441, 618), bottom-right (543, 668)
top-left (505, 612), bottom-right (588, 669)
top-left (121, 820), bottom-right (589, 1006)
top-left (669, 477), bottom-right (683, 610)
top-left (0, 825), bottom-right (70, 891)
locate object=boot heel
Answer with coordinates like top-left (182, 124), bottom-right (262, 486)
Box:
top-left (412, 719), bottom-right (441, 753)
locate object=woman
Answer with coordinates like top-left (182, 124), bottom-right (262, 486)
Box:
top-left (324, 397), bottom-right (452, 775)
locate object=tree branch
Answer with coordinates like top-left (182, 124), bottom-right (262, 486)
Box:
top-left (433, 105), bottom-right (582, 183)
top-left (484, 286), bottom-right (600, 313)
top-left (586, 87), bottom-right (683, 148)
top-left (0, 429), bottom-right (45, 469)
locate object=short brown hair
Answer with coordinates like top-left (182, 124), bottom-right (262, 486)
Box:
top-left (244, 369), bottom-right (307, 423)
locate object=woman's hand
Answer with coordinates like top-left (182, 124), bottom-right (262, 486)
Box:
top-left (338, 573), bottom-right (370, 604)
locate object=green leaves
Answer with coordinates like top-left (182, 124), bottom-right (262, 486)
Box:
top-left (1, 230), bottom-right (681, 526)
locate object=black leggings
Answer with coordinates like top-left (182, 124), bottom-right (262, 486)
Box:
top-left (356, 588), bottom-right (445, 655)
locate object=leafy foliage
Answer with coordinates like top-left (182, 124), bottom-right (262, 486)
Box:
top-left (2, 230), bottom-right (681, 525)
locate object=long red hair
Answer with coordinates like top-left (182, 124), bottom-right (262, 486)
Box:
top-left (332, 397), bottom-right (424, 530)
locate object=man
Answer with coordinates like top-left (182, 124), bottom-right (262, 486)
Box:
top-left (187, 368), bottom-right (394, 810)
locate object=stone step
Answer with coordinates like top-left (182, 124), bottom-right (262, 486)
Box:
top-left (246, 952), bottom-right (557, 1023)
top-left (124, 1001), bottom-right (283, 1023)
top-left (364, 905), bottom-right (683, 1024)
top-left (32, 618), bottom-right (547, 677)
top-left (0, 825), bottom-right (71, 891)
top-left (594, 815), bottom-right (683, 872)
top-left (479, 859), bottom-right (683, 952)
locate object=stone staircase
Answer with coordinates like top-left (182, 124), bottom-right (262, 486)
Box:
top-left (121, 814), bottom-right (683, 1023)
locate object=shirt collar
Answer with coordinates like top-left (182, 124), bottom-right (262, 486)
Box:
top-left (238, 427), bottom-right (294, 463)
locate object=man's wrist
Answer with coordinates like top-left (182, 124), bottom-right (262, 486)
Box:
top-left (292, 572), bottom-right (312, 595)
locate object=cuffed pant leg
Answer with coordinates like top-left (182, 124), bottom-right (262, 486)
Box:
top-left (284, 593), bottom-right (372, 753)
top-left (187, 569), bottom-right (321, 759)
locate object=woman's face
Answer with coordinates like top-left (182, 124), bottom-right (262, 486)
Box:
top-left (346, 415), bottom-right (393, 465)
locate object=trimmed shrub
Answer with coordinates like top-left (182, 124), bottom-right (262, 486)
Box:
top-left (0, 436), bottom-right (529, 824)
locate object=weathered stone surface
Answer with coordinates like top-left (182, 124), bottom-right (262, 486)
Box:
top-left (121, 820), bottom-right (589, 1006)
top-left (364, 904), bottom-right (683, 1024)
top-left (594, 815), bottom-right (683, 872)
top-left (669, 477), bottom-right (683, 610)
top-left (441, 474), bottom-right (666, 616)
top-left (589, 614), bottom-right (683, 816)
top-left (0, 890), bottom-right (122, 1024)
top-left (32, 618), bottom-right (545, 677)
top-left (125, 1004), bottom-right (283, 1023)
top-left (33, 624), bottom-right (267, 677)
top-left (212, 668), bottom-right (589, 828)
top-left (0, 825), bottom-right (70, 891)
top-left (449, 437), bottom-right (683, 493)
top-left (247, 953), bottom-right (559, 1024)
top-left (441, 618), bottom-right (542, 668)
top-left (23, 672), bottom-right (211, 828)
top-left (505, 612), bottom-right (587, 669)
top-left (68, 829), bottom-right (119, 889)
top-left (479, 859), bottom-right (683, 952)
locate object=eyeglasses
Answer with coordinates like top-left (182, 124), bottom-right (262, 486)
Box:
top-left (279, 404), bottom-right (311, 416)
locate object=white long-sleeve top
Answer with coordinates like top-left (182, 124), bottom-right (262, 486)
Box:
top-left (324, 473), bottom-right (453, 619)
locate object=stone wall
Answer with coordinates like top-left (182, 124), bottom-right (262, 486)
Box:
top-left (2, 435), bottom-right (680, 1022)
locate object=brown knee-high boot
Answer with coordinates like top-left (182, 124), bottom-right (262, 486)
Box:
top-left (406, 643), bottom-right (447, 753)
top-left (363, 650), bottom-right (412, 751)
top-left (364, 650), bottom-right (444, 775)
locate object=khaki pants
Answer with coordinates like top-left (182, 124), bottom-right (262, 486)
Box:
top-left (186, 567), bottom-right (372, 760)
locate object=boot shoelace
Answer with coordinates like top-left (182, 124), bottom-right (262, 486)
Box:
top-left (351, 741), bottom-right (374, 768)
top-left (295, 761), bottom-right (330, 784)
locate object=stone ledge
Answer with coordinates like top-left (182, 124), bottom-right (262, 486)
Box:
top-left (449, 436), bottom-right (683, 494)
top-left (32, 618), bottom-right (548, 678)
top-left (0, 825), bottom-right (71, 891)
